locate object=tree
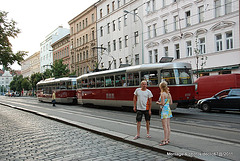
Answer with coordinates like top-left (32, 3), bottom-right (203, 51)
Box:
top-left (52, 59), bottom-right (70, 78)
top-left (0, 11), bottom-right (27, 69)
top-left (30, 72), bottom-right (44, 90)
top-left (9, 75), bottom-right (23, 92)
top-left (43, 69), bottom-right (53, 79)
top-left (21, 78), bottom-right (31, 91)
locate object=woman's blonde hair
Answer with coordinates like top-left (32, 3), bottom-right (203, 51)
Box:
top-left (159, 81), bottom-right (169, 93)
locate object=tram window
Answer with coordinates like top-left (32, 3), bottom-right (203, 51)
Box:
top-left (178, 69), bottom-right (192, 84)
top-left (56, 83), bottom-right (60, 89)
top-left (72, 81), bottom-right (77, 89)
top-left (161, 69), bottom-right (176, 85)
top-left (96, 77), bottom-right (104, 88)
top-left (77, 79), bottom-right (82, 88)
top-left (49, 86), bottom-right (53, 94)
top-left (105, 75), bottom-right (114, 87)
top-left (66, 82), bottom-right (72, 89)
top-left (48, 85), bottom-right (51, 94)
top-left (44, 86), bottom-right (49, 94)
top-left (115, 74), bottom-right (126, 87)
top-left (37, 85), bottom-right (43, 91)
top-left (60, 82), bottom-right (66, 89)
top-left (88, 78), bottom-right (95, 88)
top-left (52, 83), bottom-right (57, 91)
top-left (127, 73), bottom-right (139, 86)
top-left (82, 79), bottom-right (88, 88)
top-left (141, 71), bottom-right (158, 86)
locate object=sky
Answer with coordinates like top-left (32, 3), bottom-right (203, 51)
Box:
top-left (1, 0), bottom-right (98, 70)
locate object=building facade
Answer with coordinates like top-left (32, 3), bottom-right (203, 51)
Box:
top-left (144, 0), bottom-right (239, 79)
top-left (97, 0), bottom-right (144, 70)
top-left (51, 34), bottom-right (70, 70)
top-left (21, 51), bottom-right (40, 78)
top-left (0, 70), bottom-right (13, 93)
top-left (68, 3), bottom-right (98, 76)
top-left (0, 69), bottom-right (21, 94)
top-left (40, 26), bottom-right (69, 73)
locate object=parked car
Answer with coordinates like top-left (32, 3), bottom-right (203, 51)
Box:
top-left (197, 88), bottom-right (240, 112)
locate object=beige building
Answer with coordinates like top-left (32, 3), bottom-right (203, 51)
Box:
top-left (51, 34), bottom-right (70, 70)
top-left (21, 51), bottom-right (40, 78)
top-left (68, 3), bottom-right (98, 76)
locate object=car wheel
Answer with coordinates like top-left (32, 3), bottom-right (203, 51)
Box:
top-left (202, 103), bottom-right (211, 112)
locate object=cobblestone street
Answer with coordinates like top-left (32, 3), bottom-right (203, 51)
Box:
top-left (0, 105), bottom-right (180, 161)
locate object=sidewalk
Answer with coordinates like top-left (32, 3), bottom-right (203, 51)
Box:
top-left (1, 101), bottom-right (238, 161)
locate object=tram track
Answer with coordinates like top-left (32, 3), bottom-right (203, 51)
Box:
top-left (1, 98), bottom-right (240, 145)
top-left (3, 97), bottom-right (240, 127)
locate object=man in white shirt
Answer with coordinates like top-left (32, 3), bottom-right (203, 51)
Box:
top-left (133, 80), bottom-right (153, 139)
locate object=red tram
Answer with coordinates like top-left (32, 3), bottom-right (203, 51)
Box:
top-left (76, 62), bottom-right (195, 110)
top-left (36, 77), bottom-right (77, 104)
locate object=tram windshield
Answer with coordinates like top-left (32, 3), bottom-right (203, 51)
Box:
top-left (161, 69), bottom-right (192, 85)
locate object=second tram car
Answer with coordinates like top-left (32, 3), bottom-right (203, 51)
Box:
top-left (37, 77), bottom-right (77, 104)
top-left (76, 62), bottom-right (195, 110)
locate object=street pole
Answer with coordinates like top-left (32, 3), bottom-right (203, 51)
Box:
top-left (124, 10), bottom-right (144, 64)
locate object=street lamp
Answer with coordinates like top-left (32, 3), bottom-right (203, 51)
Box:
top-left (124, 10), bottom-right (144, 64)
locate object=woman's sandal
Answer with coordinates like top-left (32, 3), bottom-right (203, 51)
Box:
top-left (147, 134), bottom-right (151, 138)
top-left (159, 140), bottom-right (169, 146)
top-left (133, 135), bottom-right (140, 140)
top-left (161, 139), bottom-right (170, 143)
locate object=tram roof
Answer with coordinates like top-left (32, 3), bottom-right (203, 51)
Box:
top-left (77, 62), bottom-right (191, 79)
top-left (37, 77), bottom-right (77, 85)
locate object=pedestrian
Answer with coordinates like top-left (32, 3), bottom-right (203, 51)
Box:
top-left (156, 81), bottom-right (173, 146)
top-left (52, 91), bottom-right (56, 106)
top-left (133, 80), bottom-right (153, 140)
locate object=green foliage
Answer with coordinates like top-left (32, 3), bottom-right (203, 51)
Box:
top-left (43, 69), bottom-right (53, 79)
top-left (52, 59), bottom-right (70, 78)
top-left (9, 75), bottom-right (24, 92)
top-left (0, 11), bottom-right (27, 69)
top-left (30, 72), bottom-right (43, 89)
top-left (10, 75), bottom-right (32, 92)
top-left (21, 78), bottom-right (31, 91)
